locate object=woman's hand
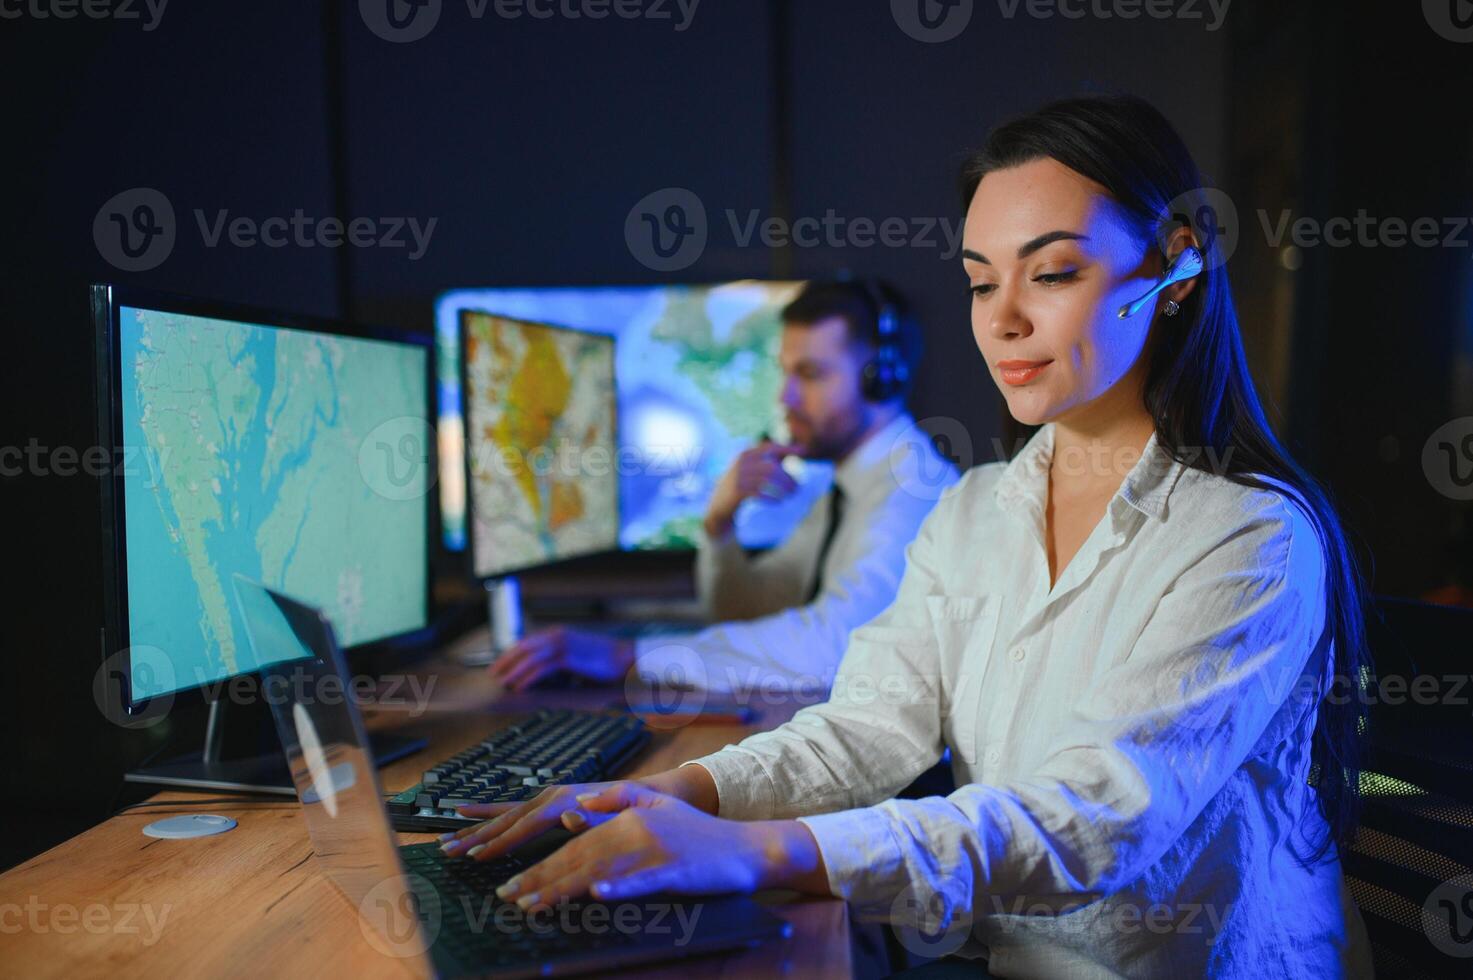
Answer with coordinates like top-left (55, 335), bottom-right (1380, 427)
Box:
top-left (440, 780), bottom-right (625, 860)
top-left (486, 782), bottom-right (830, 908)
top-left (440, 766), bottom-right (720, 861)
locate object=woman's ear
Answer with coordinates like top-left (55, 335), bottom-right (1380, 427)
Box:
top-left (1160, 224), bottom-right (1203, 305)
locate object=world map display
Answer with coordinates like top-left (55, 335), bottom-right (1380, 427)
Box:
top-left (437, 282), bottom-right (824, 552)
top-left (462, 312), bottom-right (619, 577)
top-left (119, 306), bottom-right (428, 701)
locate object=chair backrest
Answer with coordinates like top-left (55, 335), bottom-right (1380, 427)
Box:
top-left (1341, 596), bottom-right (1473, 978)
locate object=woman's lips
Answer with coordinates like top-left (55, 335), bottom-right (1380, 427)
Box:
top-left (996, 359), bottom-right (1053, 386)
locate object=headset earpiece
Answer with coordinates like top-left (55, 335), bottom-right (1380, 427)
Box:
top-left (1116, 245), bottom-right (1204, 319)
top-left (860, 282), bottom-right (908, 402)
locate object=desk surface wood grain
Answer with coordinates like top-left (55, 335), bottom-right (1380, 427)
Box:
top-left (0, 661), bottom-right (849, 979)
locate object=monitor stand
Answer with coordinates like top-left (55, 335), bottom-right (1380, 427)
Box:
top-left (124, 696), bottom-right (427, 795)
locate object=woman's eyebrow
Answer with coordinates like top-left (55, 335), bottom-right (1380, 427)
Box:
top-left (962, 230), bottom-right (1090, 265)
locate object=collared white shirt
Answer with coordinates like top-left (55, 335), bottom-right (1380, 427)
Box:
top-left (635, 413), bottom-right (959, 694)
top-left (689, 423), bottom-right (1372, 978)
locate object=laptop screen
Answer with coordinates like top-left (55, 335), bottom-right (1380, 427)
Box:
top-left (233, 575), bottom-right (436, 969)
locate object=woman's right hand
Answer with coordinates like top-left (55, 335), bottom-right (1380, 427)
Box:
top-left (441, 782), bottom-right (623, 861)
top-left (440, 766), bottom-right (718, 862)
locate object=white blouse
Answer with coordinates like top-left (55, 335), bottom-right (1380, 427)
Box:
top-left (688, 422), bottom-right (1372, 978)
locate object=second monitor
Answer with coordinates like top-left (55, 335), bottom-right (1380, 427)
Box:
top-left (460, 311), bottom-right (620, 579)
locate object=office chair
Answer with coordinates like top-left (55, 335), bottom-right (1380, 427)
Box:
top-left (1342, 596), bottom-right (1473, 978)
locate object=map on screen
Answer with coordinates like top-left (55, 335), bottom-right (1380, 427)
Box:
top-left (119, 306), bottom-right (428, 701)
top-left (462, 312), bottom-right (619, 578)
top-left (437, 281), bottom-right (824, 552)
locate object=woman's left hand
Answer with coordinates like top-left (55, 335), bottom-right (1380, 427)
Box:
top-left (489, 782), bottom-right (827, 908)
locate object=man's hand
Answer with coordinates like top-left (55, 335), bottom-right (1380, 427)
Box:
top-left (704, 440), bottom-right (801, 539)
top-left (488, 626), bottom-right (635, 691)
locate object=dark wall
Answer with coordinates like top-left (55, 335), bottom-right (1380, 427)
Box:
top-left (1219, 4), bottom-right (1473, 600)
top-left (1294, 7), bottom-right (1473, 597)
top-left (1, 2), bottom-right (341, 864)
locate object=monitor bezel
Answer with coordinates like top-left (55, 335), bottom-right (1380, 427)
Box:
top-left (457, 307), bottom-right (623, 581)
top-left (93, 283), bottom-right (436, 717)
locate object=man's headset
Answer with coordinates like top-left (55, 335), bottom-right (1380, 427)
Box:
top-left (857, 280), bottom-right (910, 402)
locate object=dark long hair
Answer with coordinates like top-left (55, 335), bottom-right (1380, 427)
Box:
top-left (959, 94), bottom-right (1369, 858)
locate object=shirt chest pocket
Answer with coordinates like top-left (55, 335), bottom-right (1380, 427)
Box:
top-left (926, 594), bottom-right (1002, 767)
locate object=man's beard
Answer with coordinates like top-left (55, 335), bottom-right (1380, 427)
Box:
top-left (794, 412), bottom-right (867, 462)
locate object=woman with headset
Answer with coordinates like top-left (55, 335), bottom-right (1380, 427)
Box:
top-left (443, 94), bottom-right (1373, 977)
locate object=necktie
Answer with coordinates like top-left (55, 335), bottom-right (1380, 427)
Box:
top-left (806, 483), bottom-right (846, 603)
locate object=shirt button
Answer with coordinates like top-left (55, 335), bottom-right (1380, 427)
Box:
top-left (985, 748), bottom-right (1001, 766)
top-left (1010, 646), bottom-right (1026, 662)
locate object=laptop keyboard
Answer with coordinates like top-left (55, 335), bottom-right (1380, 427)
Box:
top-left (387, 709), bottom-right (650, 832)
top-left (400, 843), bottom-right (640, 967)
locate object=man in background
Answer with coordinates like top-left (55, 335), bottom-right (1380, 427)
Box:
top-left (488, 280), bottom-right (960, 694)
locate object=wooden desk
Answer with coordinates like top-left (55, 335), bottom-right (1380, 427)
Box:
top-left (0, 661), bottom-right (851, 978)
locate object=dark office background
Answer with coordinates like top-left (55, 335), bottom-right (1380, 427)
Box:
top-left (2, 1), bottom-right (1470, 871)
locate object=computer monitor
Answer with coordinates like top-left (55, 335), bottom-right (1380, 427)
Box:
top-left (460, 311), bottom-right (620, 579)
top-left (93, 284), bottom-right (432, 789)
top-left (435, 281), bottom-right (822, 553)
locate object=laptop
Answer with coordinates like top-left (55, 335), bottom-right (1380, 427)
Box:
top-left (232, 576), bottom-right (791, 978)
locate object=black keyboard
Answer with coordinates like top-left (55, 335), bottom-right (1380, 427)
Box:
top-left (388, 709), bottom-right (650, 832)
top-left (399, 842), bottom-right (644, 973)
